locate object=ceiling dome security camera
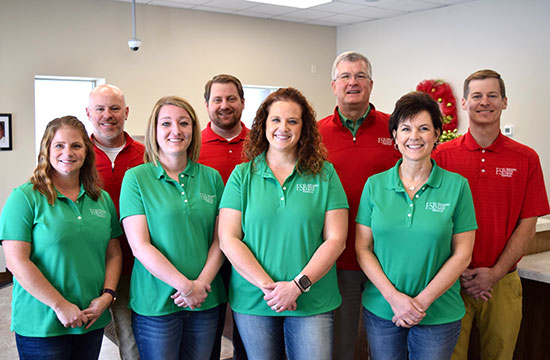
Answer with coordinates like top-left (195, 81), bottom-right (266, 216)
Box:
top-left (128, 38), bottom-right (141, 52)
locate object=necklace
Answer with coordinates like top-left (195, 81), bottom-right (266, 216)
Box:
top-left (400, 171), bottom-right (431, 192)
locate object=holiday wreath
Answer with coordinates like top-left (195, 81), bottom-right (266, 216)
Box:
top-left (416, 79), bottom-right (461, 142)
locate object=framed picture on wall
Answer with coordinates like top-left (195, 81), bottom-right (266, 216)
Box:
top-left (0, 113), bottom-right (13, 151)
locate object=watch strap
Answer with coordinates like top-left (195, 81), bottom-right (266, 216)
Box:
top-left (102, 288), bottom-right (117, 304)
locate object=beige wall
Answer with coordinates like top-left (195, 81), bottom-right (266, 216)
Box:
top-left (0, 0), bottom-right (337, 269)
top-left (0, 0), bottom-right (336, 204)
top-left (337, 0), bottom-right (550, 197)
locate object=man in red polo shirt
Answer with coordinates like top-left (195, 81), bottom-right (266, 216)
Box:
top-left (87, 84), bottom-right (144, 360)
top-left (317, 51), bottom-right (400, 360)
top-left (198, 74), bottom-right (249, 360)
top-left (433, 69), bottom-right (549, 359)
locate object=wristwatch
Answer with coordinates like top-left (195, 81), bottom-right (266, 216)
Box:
top-left (102, 288), bottom-right (117, 304)
top-left (294, 274), bottom-right (312, 292)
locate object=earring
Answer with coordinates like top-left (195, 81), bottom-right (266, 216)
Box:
top-left (394, 143), bottom-right (398, 150)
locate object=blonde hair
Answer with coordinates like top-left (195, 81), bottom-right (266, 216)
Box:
top-left (30, 116), bottom-right (100, 205)
top-left (144, 96), bottom-right (201, 165)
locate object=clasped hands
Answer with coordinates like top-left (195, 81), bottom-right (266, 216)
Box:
top-left (389, 292), bottom-right (426, 328)
top-left (460, 267), bottom-right (496, 301)
top-left (263, 281), bottom-right (301, 313)
top-left (55, 293), bottom-right (113, 330)
top-left (171, 280), bottom-right (211, 310)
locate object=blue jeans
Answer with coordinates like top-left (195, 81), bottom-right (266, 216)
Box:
top-left (15, 328), bottom-right (104, 360)
top-left (233, 311), bottom-right (333, 360)
top-left (363, 308), bottom-right (461, 360)
top-left (132, 307), bottom-right (219, 360)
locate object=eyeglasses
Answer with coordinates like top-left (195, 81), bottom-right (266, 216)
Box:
top-left (335, 72), bottom-right (371, 82)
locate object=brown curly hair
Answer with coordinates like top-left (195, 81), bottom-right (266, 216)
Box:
top-left (30, 116), bottom-right (101, 205)
top-left (244, 87), bottom-right (326, 175)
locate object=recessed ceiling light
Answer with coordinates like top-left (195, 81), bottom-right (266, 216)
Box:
top-left (244, 0), bottom-right (332, 9)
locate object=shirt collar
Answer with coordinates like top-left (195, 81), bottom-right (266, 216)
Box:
top-left (153, 159), bottom-right (198, 180)
top-left (386, 158), bottom-right (442, 191)
top-left (91, 131), bottom-right (134, 149)
top-left (338, 105), bottom-right (371, 129)
top-left (56, 183), bottom-right (87, 200)
top-left (202, 122), bottom-right (248, 143)
top-left (253, 152), bottom-right (298, 180)
top-left (464, 130), bottom-right (505, 153)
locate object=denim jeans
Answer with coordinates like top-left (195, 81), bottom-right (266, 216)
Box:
top-left (233, 311), bottom-right (333, 360)
top-left (363, 308), bottom-right (461, 360)
top-left (15, 328), bottom-right (104, 360)
top-left (132, 306), bottom-right (219, 360)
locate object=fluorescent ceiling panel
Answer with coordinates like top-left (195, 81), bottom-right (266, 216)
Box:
top-left (244, 0), bottom-right (332, 9)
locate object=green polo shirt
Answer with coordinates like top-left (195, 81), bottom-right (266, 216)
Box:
top-left (220, 154), bottom-right (349, 316)
top-left (338, 106), bottom-right (370, 136)
top-left (120, 161), bottom-right (226, 316)
top-left (356, 159), bottom-right (477, 325)
top-left (0, 182), bottom-right (122, 337)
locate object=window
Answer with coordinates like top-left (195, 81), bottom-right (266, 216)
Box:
top-left (242, 85), bottom-right (279, 129)
top-left (34, 76), bottom-right (104, 159)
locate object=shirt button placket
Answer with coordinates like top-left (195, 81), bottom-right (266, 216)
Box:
top-left (180, 174), bottom-right (189, 208)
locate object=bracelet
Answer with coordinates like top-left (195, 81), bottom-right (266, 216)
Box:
top-left (182, 283), bottom-right (194, 297)
top-left (293, 279), bottom-right (304, 293)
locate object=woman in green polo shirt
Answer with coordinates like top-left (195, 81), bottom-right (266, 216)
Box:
top-left (120, 96), bottom-right (225, 360)
top-left (355, 92), bottom-right (477, 360)
top-left (219, 87), bottom-right (349, 360)
top-left (0, 116), bottom-right (123, 359)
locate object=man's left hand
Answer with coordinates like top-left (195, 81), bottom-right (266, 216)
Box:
top-left (460, 267), bottom-right (501, 300)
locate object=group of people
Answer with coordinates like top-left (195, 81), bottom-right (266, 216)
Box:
top-left (0, 50), bottom-right (548, 360)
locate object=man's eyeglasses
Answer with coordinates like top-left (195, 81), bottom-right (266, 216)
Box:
top-left (335, 72), bottom-right (370, 82)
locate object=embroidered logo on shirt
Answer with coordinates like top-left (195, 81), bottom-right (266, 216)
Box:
top-left (296, 184), bottom-right (319, 194)
top-left (425, 202), bottom-right (450, 213)
top-left (377, 137), bottom-right (393, 146)
top-left (89, 208), bottom-right (107, 218)
top-left (200, 193), bottom-right (216, 204)
top-left (496, 167), bottom-right (517, 178)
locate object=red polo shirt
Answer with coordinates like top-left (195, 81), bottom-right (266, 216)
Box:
top-left (318, 105), bottom-right (401, 271)
top-left (198, 122), bottom-right (249, 184)
top-left (433, 131), bottom-right (549, 269)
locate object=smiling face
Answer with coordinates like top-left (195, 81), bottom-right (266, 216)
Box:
top-left (206, 82), bottom-right (244, 132)
top-left (49, 126), bottom-right (87, 178)
top-left (265, 100), bottom-right (303, 155)
top-left (156, 104), bottom-right (193, 160)
top-left (331, 60), bottom-right (373, 112)
top-left (393, 110), bottom-right (440, 163)
top-left (86, 85), bottom-right (128, 147)
top-left (463, 78), bottom-right (507, 127)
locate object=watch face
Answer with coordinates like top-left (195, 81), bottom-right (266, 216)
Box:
top-left (299, 275), bottom-right (312, 289)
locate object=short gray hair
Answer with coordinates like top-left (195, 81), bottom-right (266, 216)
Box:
top-left (331, 51), bottom-right (372, 81)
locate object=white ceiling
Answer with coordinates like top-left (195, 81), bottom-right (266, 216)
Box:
top-left (113, 0), bottom-right (479, 27)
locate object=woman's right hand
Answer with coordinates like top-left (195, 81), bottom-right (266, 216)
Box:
top-left (54, 301), bottom-right (88, 328)
top-left (171, 280), bottom-right (211, 310)
top-left (387, 292), bottom-right (425, 328)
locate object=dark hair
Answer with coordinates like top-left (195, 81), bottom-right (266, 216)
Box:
top-left (464, 69), bottom-right (506, 98)
top-left (244, 87), bottom-right (326, 175)
top-left (388, 91), bottom-right (443, 139)
top-left (30, 116), bottom-right (100, 205)
top-left (204, 74), bottom-right (245, 102)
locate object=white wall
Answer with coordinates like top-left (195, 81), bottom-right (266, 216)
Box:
top-left (0, 0), bottom-right (336, 270)
top-left (337, 0), bottom-right (550, 196)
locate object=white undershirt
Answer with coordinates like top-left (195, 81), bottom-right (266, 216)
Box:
top-left (94, 140), bottom-right (126, 169)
